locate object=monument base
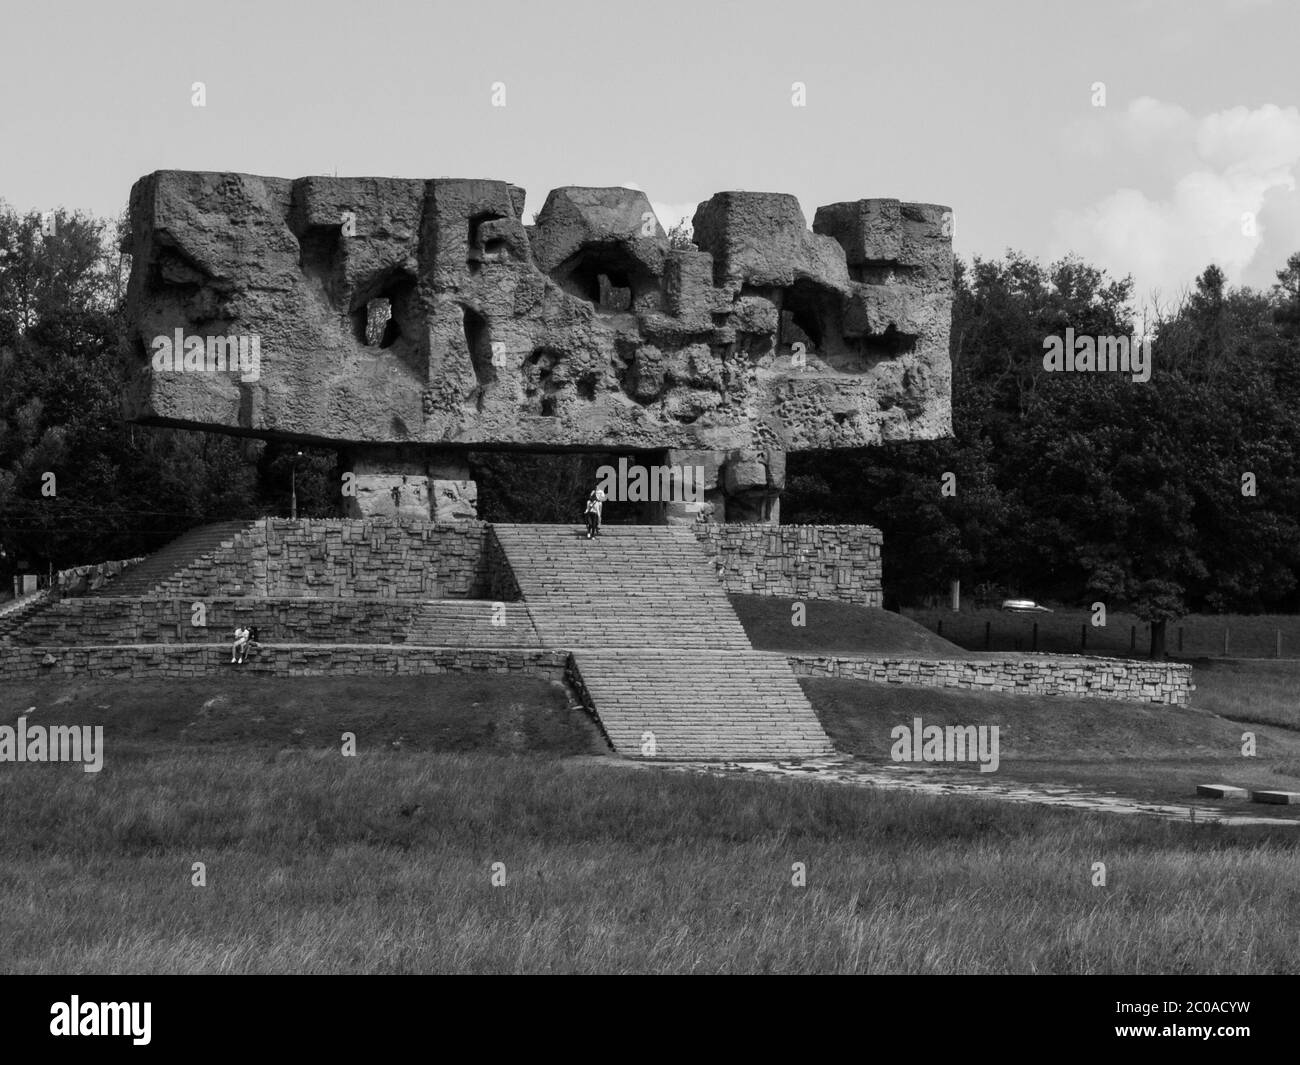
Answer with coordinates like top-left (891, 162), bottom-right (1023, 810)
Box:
top-left (659, 448), bottom-right (784, 525)
top-left (343, 447), bottom-right (478, 521)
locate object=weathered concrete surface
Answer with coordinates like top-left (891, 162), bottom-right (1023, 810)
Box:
top-left (125, 173), bottom-right (953, 455)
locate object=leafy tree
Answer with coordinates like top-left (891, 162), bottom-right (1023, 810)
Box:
top-left (666, 218), bottom-right (694, 251)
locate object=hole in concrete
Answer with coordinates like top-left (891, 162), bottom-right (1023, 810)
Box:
top-left (462, 306), bottom-right (495, 386)
top-left (468, 211), bottom-right (503, 249)
top-left (553, 242), bottom-right (654, 314)
top-left (736, 331), bottom-right (773, 360)
top-left (862, 325), bottom-right (918, 361)
top-left (524, 348), bottom-right (564, 416)
top-left (848, 261), bottom-right (922, 285)
top-left (781, 278), bottom-right (833, 350)
top-left (349, 271), bottom-right (417, 358)
top-left (467, 211), bottom-right (507, 271)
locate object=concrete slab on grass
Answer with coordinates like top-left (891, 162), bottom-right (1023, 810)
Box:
top-left (1251, 790), bottom-right (1300, 805)
top-left (1196, 784), bottom-right (1250, 800)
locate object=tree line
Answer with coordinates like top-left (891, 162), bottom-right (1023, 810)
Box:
top-left (785, 252), bottom-right (1300, 655)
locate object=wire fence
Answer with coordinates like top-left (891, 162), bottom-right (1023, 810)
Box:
top-left (904, 608), bottom-right (1300, 660)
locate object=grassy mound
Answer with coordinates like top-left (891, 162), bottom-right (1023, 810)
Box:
top-left (1190, 659), bottom-right (1300, 731)
top-left (0, 675), bottom-right (606, 758)
top-left (803, 676), bottom-right (1300, 806)
top-left (730, 595), bottom-right (975, 658)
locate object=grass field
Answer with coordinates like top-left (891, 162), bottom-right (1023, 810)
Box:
top-left (5, 611), bottom-right (1300, 973)
top-left (1190, 660), bottom-right (1300, 732)
top-left (3, 743), bottom-right (1299, 974)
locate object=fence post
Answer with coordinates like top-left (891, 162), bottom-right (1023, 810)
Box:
top-left (1032, 621), bottom-right (1038, 652)
top-left (937, 619), bottom-right (943, 638)
top-left (1130, 625), bottom-right (1136, 653)
top-left (1178, 627), bottom-right (1184, 655)
top-left (1277, 629), bottom-right (1282, 659)
top-left (1223, 626), bottom-right (1230, 657)
top-left (985, 620), bottom-right (991, 651)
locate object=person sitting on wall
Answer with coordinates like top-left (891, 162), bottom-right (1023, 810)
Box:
top-left (231, 625), bottom-right (251, 665)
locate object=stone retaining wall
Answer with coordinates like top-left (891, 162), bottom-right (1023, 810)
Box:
top-left (150, 519), bottom-right (493, 599)
top-left (0, 644), bottom-right (566, 680)
top-left (692, 524), bottom-right (883, 606)
top-left (10, 597), bottom-right (421, 645)
top-left (788, 654), bottom-right (1194, 705)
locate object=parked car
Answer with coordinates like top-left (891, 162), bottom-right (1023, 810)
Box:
top-left (1000, 599), bottom-right (1054, 613)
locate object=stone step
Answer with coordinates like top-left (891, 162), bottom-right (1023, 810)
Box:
top-left (405, 601), bottom-right (543, 648)
top-left (0, 591), bottom-right (56, 641)
top-left (89, 521), bottom-right (256, 597)
top-left (493, 523), bottom-right (833, 760)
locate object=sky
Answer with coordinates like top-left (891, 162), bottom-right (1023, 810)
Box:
top-left (1, 0), bottom-right (1296, 309)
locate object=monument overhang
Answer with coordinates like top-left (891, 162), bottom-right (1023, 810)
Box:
top-left (124, 171), bottom-right (954, 456)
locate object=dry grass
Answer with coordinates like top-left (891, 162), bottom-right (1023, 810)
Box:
top-left (5, 641), bottom-right (1300, 974)
top-left (2, 750), bottom-right (1299, 974)
top-left (1190, 661), bottom-right (1300, 731)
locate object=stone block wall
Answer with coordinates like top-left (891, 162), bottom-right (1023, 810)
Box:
top-left (692, 524), bottom-right (883, 605)
top-left (788, 654), bottom-right (1194, 705)
top-left (0, 644), bottom-right (566, 681)
top-left (11, 597), bottom-right (421, 645)
top-left (149, 519), bottom-right (492, 599)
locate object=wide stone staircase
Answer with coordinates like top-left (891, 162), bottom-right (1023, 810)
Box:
top-left (87, 521), bottom-right (255, 597)
top-left (0, 589), bottom-right (56, 642)
top-left (404, 601), bottom-right (543, 648)
top-left (490, 524), bottom-right (834, 760)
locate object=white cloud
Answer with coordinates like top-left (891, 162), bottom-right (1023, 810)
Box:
top-left (1052, 98), bottom-right (1300, 302)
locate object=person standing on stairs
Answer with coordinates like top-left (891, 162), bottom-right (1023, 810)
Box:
top-left (583, 485), bottom-right (607, 540)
